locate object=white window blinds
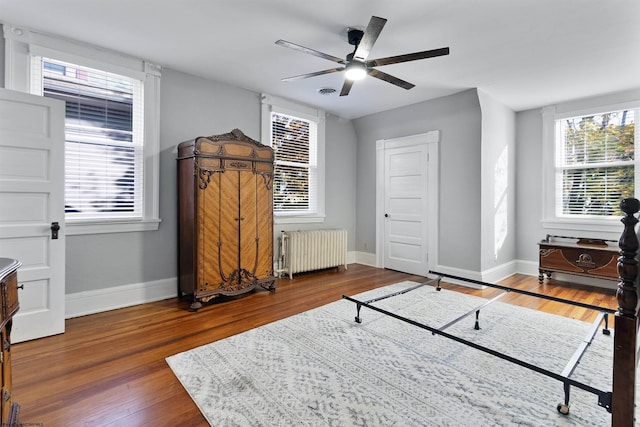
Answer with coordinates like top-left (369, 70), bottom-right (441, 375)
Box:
top-left (32, 57), bottom-right (144, 220)
top-left (271, 112), bottom-right (318, 213)
top-left (558, 109), bottom-right (636, 216)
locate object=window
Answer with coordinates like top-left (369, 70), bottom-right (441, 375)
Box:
top-left (557, 110), bottom-right (635, 217)
top-left (271, 112), bottom-right (317, 213)
top-left (543, 98), bottom-right (639, 233)
top-left (261, 94), bottom-right (325, 223)
top-left (33, 58), bottom-right (144, 220)
top-left (3, 25), bottom-right (161, 234)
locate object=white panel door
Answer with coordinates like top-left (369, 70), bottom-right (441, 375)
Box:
top-left (383, 143), bottom-right (430, 276)
top-left (0, 88), bottom-right (65, 343)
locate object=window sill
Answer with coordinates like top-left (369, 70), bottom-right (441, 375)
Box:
top-left (542, 217), bottom-right (623, 240)
top-left (274, 214), bottom-right (325, 225)
top-left (65, 218), bottom-right (161, 236)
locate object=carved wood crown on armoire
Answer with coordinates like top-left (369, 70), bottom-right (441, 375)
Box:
top-left (177, 129), bottom-right (276, 311)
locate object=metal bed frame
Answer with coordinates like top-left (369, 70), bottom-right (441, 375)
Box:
top-left (342, 273), bottom-right (615, 416)
top-left (344, 198), bottom-right (640, 425)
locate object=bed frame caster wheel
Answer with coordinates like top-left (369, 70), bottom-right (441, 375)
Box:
top-left (355, 316), bottom-right (362, 324)
top-left (557, 403), bottom-right (570, 415)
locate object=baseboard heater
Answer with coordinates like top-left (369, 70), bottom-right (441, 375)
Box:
top-left (279, 229), bottom-right (347, 279)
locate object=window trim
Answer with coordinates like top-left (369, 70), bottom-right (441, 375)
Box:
top-left (261, 94), bottom-right (326, 224)
top-left (542, 97), bottom-right (640, 236)
top-left (3, 24), bottom-right (161, 235)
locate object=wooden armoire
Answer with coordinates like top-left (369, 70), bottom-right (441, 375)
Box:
top-left (177, 129), bottom-right (276, 310)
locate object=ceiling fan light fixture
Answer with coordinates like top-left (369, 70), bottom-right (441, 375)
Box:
top-left (344, 62), bottom-right (366, 81)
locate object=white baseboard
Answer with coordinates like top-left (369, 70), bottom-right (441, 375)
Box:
top-left (517, 260), bottom-right (539, 277)
top-left (65, 256), bottom-right (619, 319)
top-left (65, 277), bottom-right (177, 319)
top-left (429, 264), bottom-right (485, 289)
top-left (347, 250), bottom-right (357, 265)
top-left (481, 260), bottom-right (518, 283)
top-left (354, 251), bottom-right (377, 267)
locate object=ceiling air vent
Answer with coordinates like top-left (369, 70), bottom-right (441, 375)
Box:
top-left (317, 87), bottom-right (337, 95)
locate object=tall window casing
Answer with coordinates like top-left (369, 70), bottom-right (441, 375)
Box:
top-left (556, 110), bottom-right (635, 217)
top-left (32, 57), bottom-right (144, 220)
top-left (543, 99), bottom-right (639, 235)
top-left (3, 25), bottom-right (161, 234)
top-left (271, 112), bottom-right (318, 213)
top-left (261, 94), bottom-right (326, 223)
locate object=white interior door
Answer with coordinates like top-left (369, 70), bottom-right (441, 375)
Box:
top-left (0, 88), bottom-right (66, 343)
top-left (376, 132), bottom-right (439, 277)
top-left (384, 144), bottom-right (429, 275)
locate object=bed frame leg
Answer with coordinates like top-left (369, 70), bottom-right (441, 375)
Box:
top-left (602, 313), bottom-right (611, 335)
top-left (557, 382), bottom-right (571, 415)
top-left (474, 310), bottom-right (481, 330)
top-left (355, 303), bottom-right (363, 323)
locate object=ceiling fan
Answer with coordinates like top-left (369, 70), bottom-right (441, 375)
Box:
top-left (275, 16), bottom-right (450, 96)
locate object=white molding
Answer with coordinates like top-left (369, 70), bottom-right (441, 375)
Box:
top-left (66, 218), bottom-right (161, 235)
top-left (354, 251), bottom-right (377, 267)
top-left (541, 94), bottom-right (640, 231)
top-left (261, 93), bottom-right (326, 223)
top-left (375, 130), bottom-right (440, 272)
top-left (516, 259), bottom-right (540, 277)
top-left (480, 260), bottom-right (518, 283)
top-left (64, 256), bottom-right (619, 320)
top-left (65, 277), bottom-right (176, 318)
top-left (429, 264), bottom-right (485, 289)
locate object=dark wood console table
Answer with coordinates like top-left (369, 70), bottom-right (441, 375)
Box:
top-left (538, 235), bottom-right (619, 284)
top-left (0, 258), bottom-right (20, 425)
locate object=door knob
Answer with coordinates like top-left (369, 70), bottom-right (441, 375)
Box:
top-left (51, 222), bottom-right (60, 239)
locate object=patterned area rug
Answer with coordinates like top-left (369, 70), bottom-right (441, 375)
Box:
top-left (166, 281), bottom-right (628, 426)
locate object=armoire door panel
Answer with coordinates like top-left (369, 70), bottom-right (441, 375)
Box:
top-left (239, 172), bottom-right (258, 274)
top-left (218, 171), bottom-right (241, 283)
top-left (198, 170), bottom-right (222, 293)
top-left (255, 178), bottom-right (273, 278)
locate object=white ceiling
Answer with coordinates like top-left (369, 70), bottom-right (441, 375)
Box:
top-left (1, 0), bottom-right (639, 119)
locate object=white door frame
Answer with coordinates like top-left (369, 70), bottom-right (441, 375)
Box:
top-left (375, 131), bottom-right (439, 273)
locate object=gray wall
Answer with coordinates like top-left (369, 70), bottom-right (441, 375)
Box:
top-left (477, 90), bottom-right (517, 271)
top-left (515, 108), bottom-right (545, 263)
top-left (353, 89), bottom-right (482, 271)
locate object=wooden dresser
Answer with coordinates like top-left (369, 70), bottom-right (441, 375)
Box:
top-left (0, 258), bottom-right (20, 425)
top-left (538, 235), bottom-right (619, 284)
top-left (177, 129), bottom-right (276, 310)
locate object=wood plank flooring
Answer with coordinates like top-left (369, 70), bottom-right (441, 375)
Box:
top-left (12, 265), bottom-right (617, 426)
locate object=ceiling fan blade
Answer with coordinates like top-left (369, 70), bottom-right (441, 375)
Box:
top-left (367, 68), bottom-right (415, 90)
top-left (339, 79), bottom-right (355, 96)
top-left (275, 39), bottom-right (345, 64)
top-left (353, 16), bottom-right (387, 61)
top-left (367, 47), bottom-right (450, 67)
top-left (281, 67), bottom-right (345, 82)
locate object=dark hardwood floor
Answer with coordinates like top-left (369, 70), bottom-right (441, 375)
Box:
top-left (12, 264), bottom-right (617, 426)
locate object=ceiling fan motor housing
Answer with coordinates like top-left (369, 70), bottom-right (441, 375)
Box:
top-left (347, 29), bottom-right (364, 46)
